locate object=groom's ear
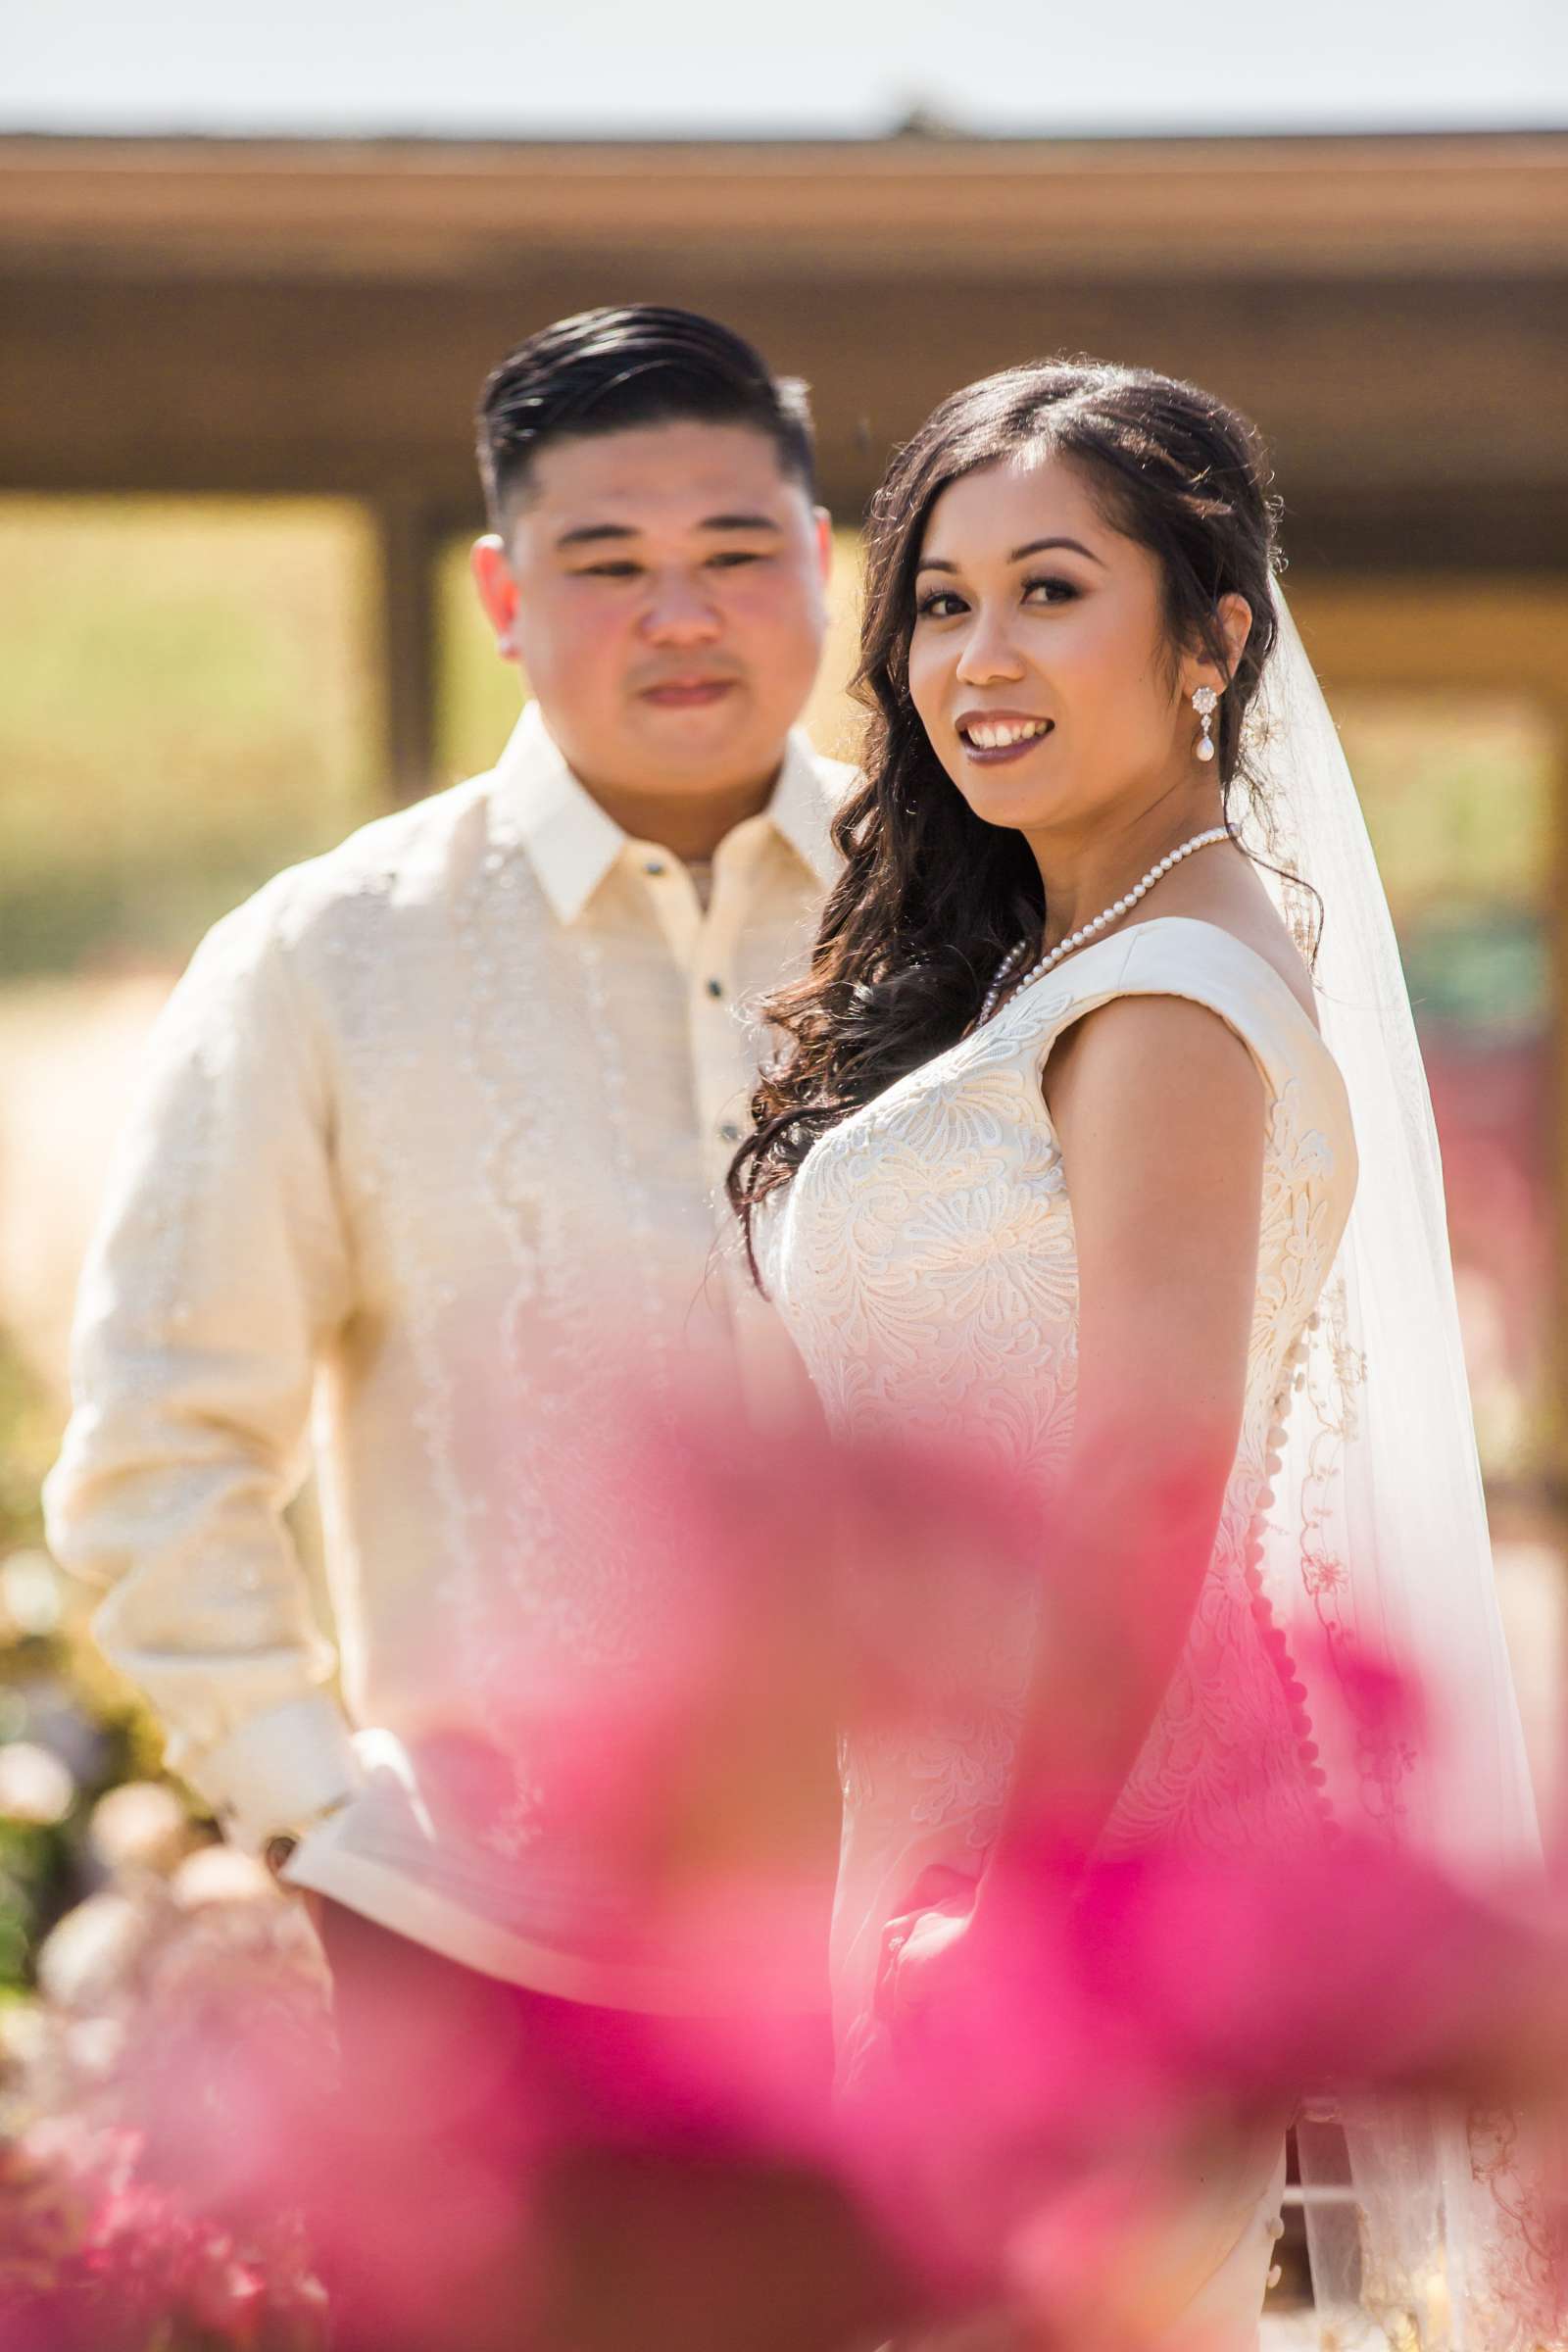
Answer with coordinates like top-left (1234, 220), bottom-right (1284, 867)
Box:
top-left (812, 506), bottom-right (834, 586)
top-left (470, 534), bottom-right (521, 662)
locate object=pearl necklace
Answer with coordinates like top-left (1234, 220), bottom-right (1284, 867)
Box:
top-left (977, 825), bottom-right (1231, 1025)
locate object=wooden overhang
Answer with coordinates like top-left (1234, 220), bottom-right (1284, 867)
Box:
top-left (3, 129), bottom-right (1566, 564)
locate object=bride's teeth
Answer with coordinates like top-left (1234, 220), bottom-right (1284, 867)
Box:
top-left (964, 718), bottom-right (1051, 749)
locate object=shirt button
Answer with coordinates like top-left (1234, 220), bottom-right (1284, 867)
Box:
top-left (718, 1121), bottom-right (742, 1144)
top-left (706, 977), bottom-right (724, 999)
top-left (644, 858), bottom-right (666, 877)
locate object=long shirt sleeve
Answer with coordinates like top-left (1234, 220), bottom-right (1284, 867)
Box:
top-left (43, 882), bottom-right (363, 1849)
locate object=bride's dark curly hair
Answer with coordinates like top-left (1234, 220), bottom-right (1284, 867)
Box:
top-left (728, 355), bottom-right (1304, 1282)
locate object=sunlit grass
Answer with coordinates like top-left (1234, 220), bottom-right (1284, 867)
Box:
top-left (0, 497), bottom-right (380, 975)
top-left (1338, 695), bottom-right (1555, 926)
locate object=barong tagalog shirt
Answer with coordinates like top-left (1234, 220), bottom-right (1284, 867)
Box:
top-left (45, 702), bottom-right (850, 2009)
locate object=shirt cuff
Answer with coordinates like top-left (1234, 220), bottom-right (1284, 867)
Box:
top-left (192, 1693), bottom-right (364, 1853)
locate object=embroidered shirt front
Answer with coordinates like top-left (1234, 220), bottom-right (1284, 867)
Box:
top-left (45, 703), bottom-right (850, 2008)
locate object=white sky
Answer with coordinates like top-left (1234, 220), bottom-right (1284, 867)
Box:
top-left (8, 0), bottom-right (1567, 138)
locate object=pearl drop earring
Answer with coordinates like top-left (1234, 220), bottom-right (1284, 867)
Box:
top-left (1192, 685), bottom-right (1219, 763)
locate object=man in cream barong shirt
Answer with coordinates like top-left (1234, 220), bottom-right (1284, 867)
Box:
top-left (44, 308), bottom-right (852, 2027)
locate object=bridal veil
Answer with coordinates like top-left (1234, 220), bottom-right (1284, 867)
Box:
top-left (1241, 586), bottom-right (1553, 2351)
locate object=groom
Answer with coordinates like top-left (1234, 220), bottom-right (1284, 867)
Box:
top-left (45, 307), bottom-right (874, 2347)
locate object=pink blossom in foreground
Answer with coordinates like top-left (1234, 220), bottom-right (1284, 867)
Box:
top-left (9, 1383), bottom-right (1568, 2348)
top-left (0, 2119), bottom-right (327, 2351)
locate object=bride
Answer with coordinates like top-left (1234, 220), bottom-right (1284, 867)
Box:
top-left (728, 360), bottom-right (1545, 2349)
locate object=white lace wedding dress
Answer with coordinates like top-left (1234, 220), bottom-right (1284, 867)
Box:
top-left (761, 913), bottom-right (1360, 2344)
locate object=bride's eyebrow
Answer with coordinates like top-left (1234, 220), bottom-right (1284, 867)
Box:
top-left (1009, 535), bottom-right (1107, 567)
top-left (915, 535), bottom-right (1106, 573)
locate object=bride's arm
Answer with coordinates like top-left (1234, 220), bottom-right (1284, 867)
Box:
top-left (1003, 988), bottom-right (1269, 1854)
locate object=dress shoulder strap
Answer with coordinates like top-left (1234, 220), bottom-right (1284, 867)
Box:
top-left (997, 916), bottom-right (1348, 1126)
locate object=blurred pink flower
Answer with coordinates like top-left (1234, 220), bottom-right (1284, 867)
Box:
top-left (10, 1373), bottom-right (1568, 2350)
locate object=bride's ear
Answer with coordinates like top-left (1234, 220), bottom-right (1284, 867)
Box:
top-left (1215, 592), bottom-right (1253, 686)
top-left (1184, 593), bottom-right (1253, 703)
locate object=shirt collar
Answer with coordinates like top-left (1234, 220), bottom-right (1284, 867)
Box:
top-left (765, 727), bottom-right (844, 893)
top-left (490, 702), bottom-right (627, 927)
top-left (490, 701), bottom-right (843, 924)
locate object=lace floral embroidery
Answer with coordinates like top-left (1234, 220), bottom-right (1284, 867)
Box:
top-left (770, 929), bottom-right (1359, 2024)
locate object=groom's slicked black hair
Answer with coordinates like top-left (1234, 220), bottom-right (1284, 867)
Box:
top-left (475, 305), bottom-right (817, 525)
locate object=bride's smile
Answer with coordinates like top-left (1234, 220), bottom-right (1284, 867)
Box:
top-left (954, 709), bottom-right (1054, 760)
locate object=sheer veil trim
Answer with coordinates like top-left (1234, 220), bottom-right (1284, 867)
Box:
top-left (1241, 588), bottom-right (1550, 2350)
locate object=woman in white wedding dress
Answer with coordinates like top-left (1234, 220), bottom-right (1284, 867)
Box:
top-left (729, 362), bottom-right (1547, 2352)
